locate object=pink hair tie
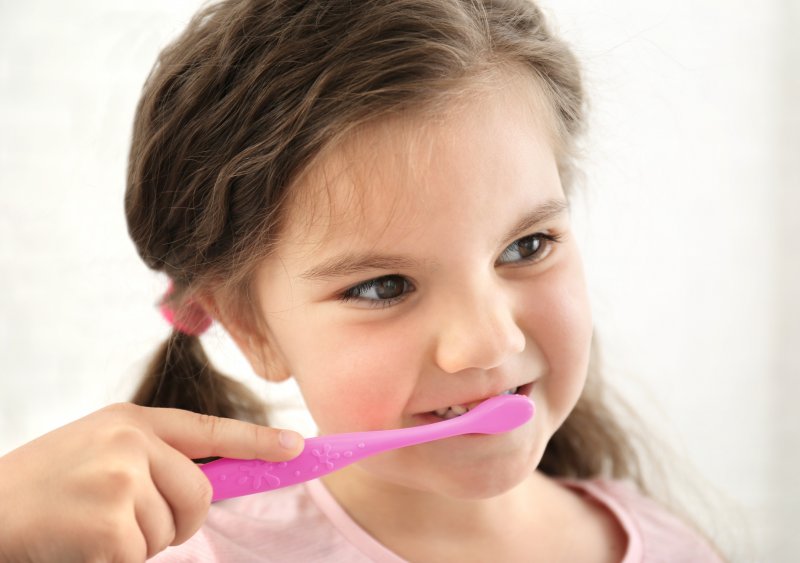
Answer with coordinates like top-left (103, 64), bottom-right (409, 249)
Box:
top-left (159, 281), bottom-right (213, 336)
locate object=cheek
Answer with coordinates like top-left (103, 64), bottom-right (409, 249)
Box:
top-left (520, 254), bottom-right (593, 406)
top-left (538, 266), bottom-right (592, 361)
top-left (280, 315), bottom-right (424, 433)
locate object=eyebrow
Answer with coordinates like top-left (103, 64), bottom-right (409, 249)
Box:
top-left (499, 198), bottom-right (569, 245)
top-left (300, 254), bottom-right (421, 281)
top-left (299, 198), bottom-right (569, 282)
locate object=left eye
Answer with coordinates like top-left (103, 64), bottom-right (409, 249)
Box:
top-left (497, 233), bottom-right (561, 266)
top-left (340, 275), bottom-right (414, 305)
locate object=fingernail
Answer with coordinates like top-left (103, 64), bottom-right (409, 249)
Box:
top-left (278, 430), bottom-right (302, 450)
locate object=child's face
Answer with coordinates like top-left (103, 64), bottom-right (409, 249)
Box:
top-left (246, 78), bottom-right (592, 499)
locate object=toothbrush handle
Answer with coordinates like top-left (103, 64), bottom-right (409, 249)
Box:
top-left (200, 420), bottom-right (467, 502)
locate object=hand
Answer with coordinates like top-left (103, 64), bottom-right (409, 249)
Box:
top-left (0, 403), bottom-right (304, 562)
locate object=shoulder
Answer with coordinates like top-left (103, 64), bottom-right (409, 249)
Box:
top-left (560, 478), bottom-right (725, 563)
top-left (149, 483), bottom-right (377, 562)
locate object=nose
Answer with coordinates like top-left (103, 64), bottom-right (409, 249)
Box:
top-left (433, 284), bottom-right (526, 374)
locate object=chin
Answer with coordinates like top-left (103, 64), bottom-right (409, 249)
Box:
top-left (432, 458), bottom-right (534, 500)
top-left (372, 447), bottom-right (536, 501)
top-left (429, 428), bottom-right (545, 499)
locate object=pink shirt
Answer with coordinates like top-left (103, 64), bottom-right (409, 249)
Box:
top-left (151, 478), bottom-right (722, 562)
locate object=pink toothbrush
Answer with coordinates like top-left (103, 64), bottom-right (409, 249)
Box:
top-left (200, 394), bottom-right (534, 502)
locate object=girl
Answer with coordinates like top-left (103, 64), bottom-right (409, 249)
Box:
top-left (0, 0), bottom-right (726, 561)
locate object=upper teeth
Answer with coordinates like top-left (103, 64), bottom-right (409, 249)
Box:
top-left (434, 387), bottom-right (518, 419)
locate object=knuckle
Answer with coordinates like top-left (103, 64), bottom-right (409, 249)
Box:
top-left (197, 413), bottom-right (224, 445)
top-left (196, 476), bottom-right (213, 507)
top-left (91, 519), bottom-right (147, 563)
top-left (103, 424), bottom-right (150, 452)
top-left (187, 467), bottom-right (214, 510)
top-left (101, 401), bottom-right (140, 419)
top-left (91, 511), bottom-right (130, 547)
top-left (251, 424), bottom-right (268, 458)
top-left (93, 464), bottom-right (145, 502)
top-left (172, 470), bottom-right (212, 545)
top-left (150, 527), bottom-right (177, 559)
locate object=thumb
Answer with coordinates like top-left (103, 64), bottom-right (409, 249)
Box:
top-left (141, 406), bottom-right (305, 461)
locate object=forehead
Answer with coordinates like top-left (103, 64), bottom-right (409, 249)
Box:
top-left (278, 74), bottom-right (562, 254)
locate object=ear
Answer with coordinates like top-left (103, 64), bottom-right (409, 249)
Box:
top-left (227, 325), bottom-right (292, 383)
top-left (198, 294), bottom-right (292, 382)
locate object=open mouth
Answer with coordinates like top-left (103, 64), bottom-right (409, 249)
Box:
top-left (428, 382), bottom-right (533, 421)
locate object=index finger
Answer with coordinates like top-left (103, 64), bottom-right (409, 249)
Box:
top-left (138, 406), bottom-right (304, 461)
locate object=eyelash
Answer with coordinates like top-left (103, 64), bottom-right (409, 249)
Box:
top-left (339, 276), bottom-right (412, 308)
top-left (338, 232), bottom-right (563, 307)
top-left (496, 232), bottom-right (563, 267)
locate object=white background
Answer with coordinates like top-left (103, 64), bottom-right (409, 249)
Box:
top-left (1, 1), bottom-right (797, 561)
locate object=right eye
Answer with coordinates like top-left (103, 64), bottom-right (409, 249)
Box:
top-left (496, 232), bottom-right (561, 266)
top-left (339, 275), bottom-right (414, 307)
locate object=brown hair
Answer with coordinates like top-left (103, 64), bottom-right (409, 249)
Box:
top-left (126, 0), bottom-right (636, 484)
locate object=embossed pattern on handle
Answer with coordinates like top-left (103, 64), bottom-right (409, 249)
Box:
top-left (200, 433), bottom-right (390, 501)
top-left (200, 394), bottom-right (534, 502)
